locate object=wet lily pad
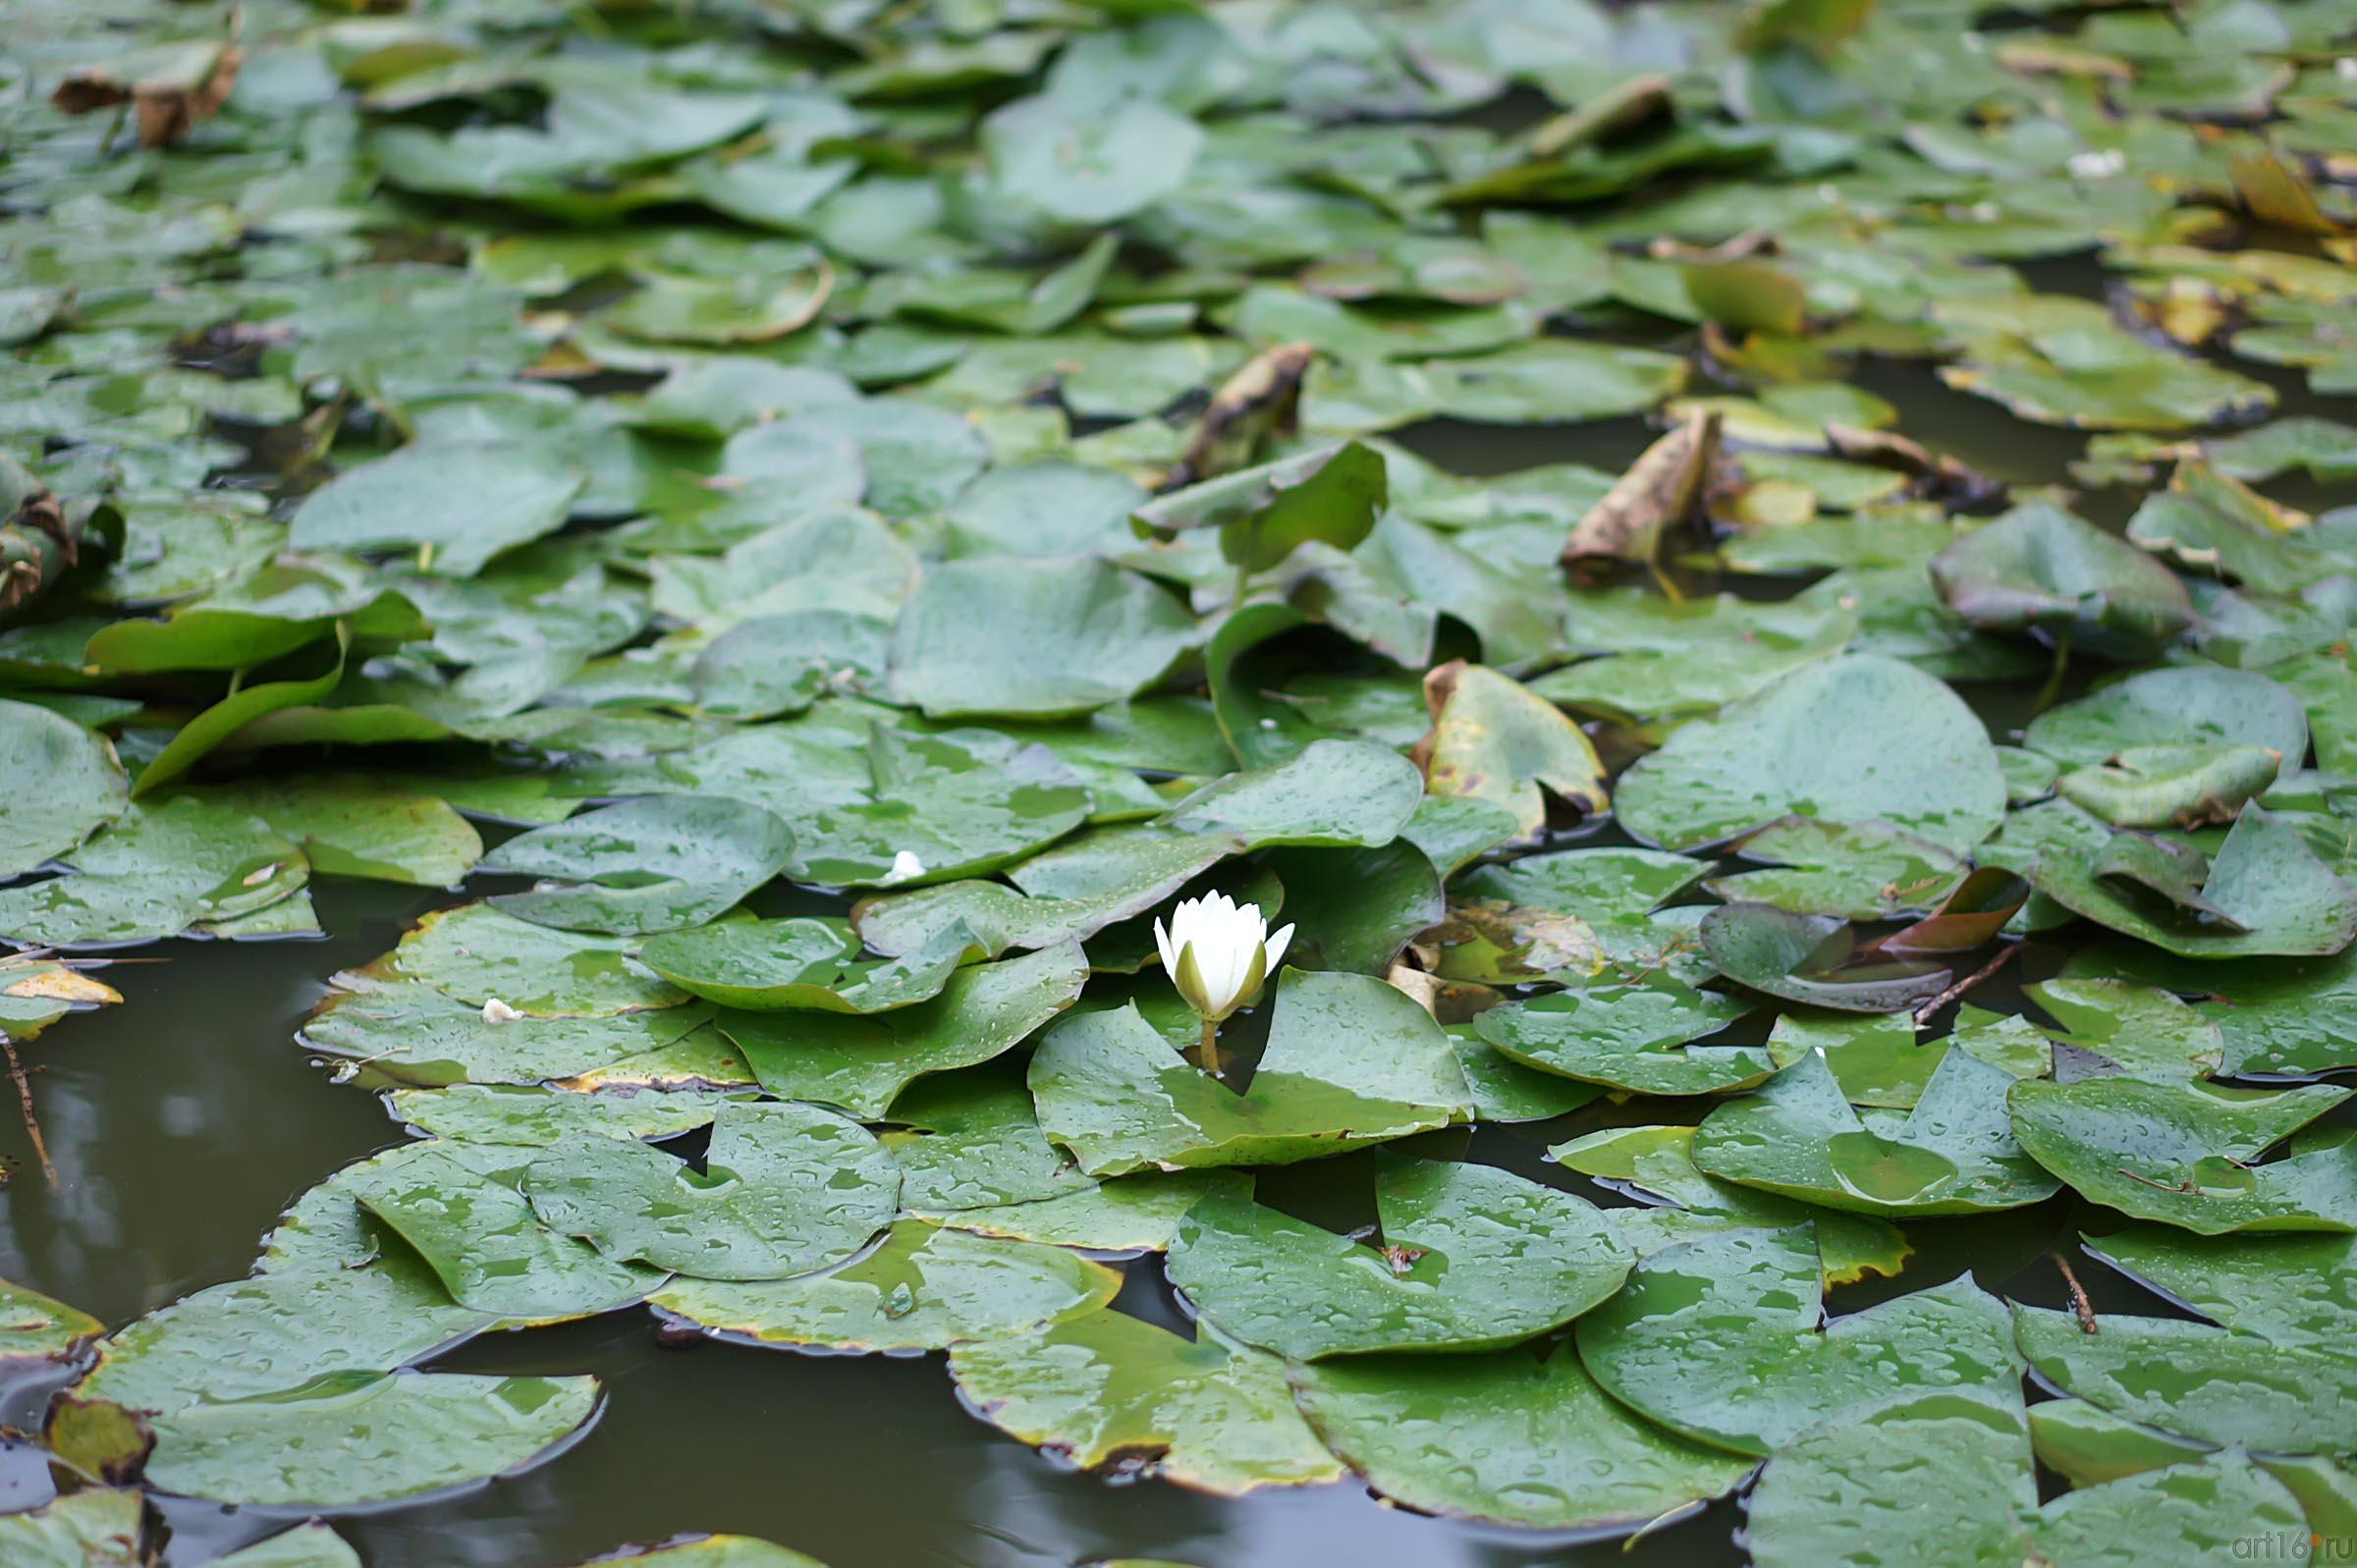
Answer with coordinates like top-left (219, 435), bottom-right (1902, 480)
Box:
top-left (0, 795), bottom-right (308, 948)
top-left (1414, 661), bottom-right (1607, 838)
top-left (1472, 984), bottom-right (1768, 1095)
top-left (1030, 969), bottom-right (1471, 1175)
top-left (364, 903), bottom-right (689, 1017)
top-left (1700, 904), bottom-right (1955, 1013)
top-left (483, 796), bottom-right (795, 936)
top-left (2023, 665), bottom-right (2310, 768)
top-left (193, 775), bottom-right (480, 887)
top-left (641, 919), bottom-right (975, 1013)
top-left (1704, 818), bottom-right (1966, 921)
top-left (1575, 1225), bottom-right (2022, 1455)
top-left (1162, 738), bottom-right (1424, 849)
top-left (0, 1488), bottom-right (141, 1566)
top-left (1746, 1385), bottom-right (2309, 1568)
top-left (0, 1275), bottom-right (102, 1364)
top-left (949, 1308), bottom-right (1343, 1495)
top-left (291, 440), bottom-right (585, 578)
top-left (2007, 1074), bottom-right (2356, 1233)
top-left (144, 1370), bottom-right (600, 1508)
top-left (854, 827), bottom-right (1237, 960)
top-left (1616, 655), bottom-right (2007, 852)
top-left (0, 698), bottom-right (127, 878)
top-left (2056, 743), bottom-right (2284, 829)
top-left (303, 982), bottom-right (718, 1088)
top-left (346, 1141), bottom-right (668, 1317)
top-left (1290, 1343), bottom-right (1752, 1532)
top-left (388, 1085), bottom-right (736, 1146)
top-left (1693, 1049), bottom-right (2060, 1217)
top-left (720, 942), bottom-right (1087, 1117)
top-left (1551, 1123), bottom-right (1912, 1286)
top-left (523, 1101), bottom-right (899, 1281)
top-left (652, 1218), bottom-right (1119, 1354)
top-left (888, 557), bottom-right (1194, 720)
top-left (212, 1523), bottom-right (360, 1568)
top-left (1929, 500), bottom-right (2196, 661)
top-left (1167, 1160), bottom-right (1630, 1359)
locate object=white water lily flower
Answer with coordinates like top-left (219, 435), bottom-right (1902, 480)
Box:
top-left (1154, 892), bottom-right (1293, 1024)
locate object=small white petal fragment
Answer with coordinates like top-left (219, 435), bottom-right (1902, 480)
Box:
top-left (884, 850), bottom-right (926, 885)
top-left (2066, 148), bottom-right (2125, 179)
top-left (481, 998), bottom-right (523, 1024)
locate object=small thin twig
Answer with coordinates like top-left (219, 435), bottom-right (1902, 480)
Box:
top-left (1912, 943), bottom-right (2019, 1025)
top-left (1, 1035), bottom-right (59, 1191)
top-left (2049, 1250), bottom-right (2099, 1334)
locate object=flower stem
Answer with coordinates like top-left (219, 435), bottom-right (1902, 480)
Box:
top-left (1196, 1015), bottom-right (1223, 1077)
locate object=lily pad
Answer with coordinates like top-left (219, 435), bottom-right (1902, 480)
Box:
top-left (1413, 660), bottom-right (1608, 838)
top-left (144, 1371), bottom-right (601, 1508)
top-left (1704, 818), bottom-right (1966, 920)
top-left (720, 942), bottom-right (1088, 1117)
top-left (302, 982), bottom-right (718, 1088)
top-left (1029, 969), bottom-right (1471, 1175)
top-left (949, 1307), bottom-right (1343, 1495)
top-left (2007, 1074), bottom-right (2356, 1233)
top-left (0, 699), bottom-right (127, 878)
top-left (0, 1489), bottom-right (141, 1566)
top-left (641, 919), bottom-right (975, 1013)
top-left (1616, 655), bottom-right (2006, 852)
top-left (1289, 1344), bottom-right (1752, 1533)
top-left (1929, 500), bottom-right (2195, 661)
top-left (1701, 903), bottom-right (1955, 1013)
top-left (483, 796), bottom-right (795, 936)
top-left (1574, 1224), bottom-right (2022, 1455)
top-left (1472, 984), bottom-right (1768, 1095)
top-left (345, 1140), bottom-right (668, 1317)
top-left (2023, 666), bottom-right (2311, 769)
top-left (291, 439), bottom-right (585, 577)
top-left (853, 827), bottom-right (1237, 959)
top-left (1167, 1160), bottom-right (1630, 1359)
top-left (651, 1218), bottom-right (1119, 1354)
top-left (523, 1101), bottom-right (899, 1280)
top-left (1162, 738), bottom-right (1424, 849)
top-left (1692, 1049), bottom-right (2060, 1217)
top-left (2057, 743), bottom-right (2284, 829)
top-left (888, 557), bottom-right (1194, 720)
top-left (363, 902), bottom-right (689, 1017)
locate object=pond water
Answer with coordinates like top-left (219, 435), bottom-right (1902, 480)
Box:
top-left (8, 345), bottom-right (2344, 1567)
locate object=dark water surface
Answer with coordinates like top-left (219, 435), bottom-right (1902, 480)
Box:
top-left (1, 352), bottom-right (2348, 1568)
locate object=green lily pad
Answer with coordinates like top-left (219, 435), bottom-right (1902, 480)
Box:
top-left (1704, 817), bottom-right (1967, 920)
top-left (888, 557), bottom-right (1194, 720)
top-left (1701, 903), bottom-right (1955, 1013)
top-left (144, 1371), bottom-right (601, 1508)
top-left (1929, 500), bottom-right (2195, 661)
top-left (1472, 984), bottom-right (1768, 1095)
top-left (641, 918), bottom-right (975, 1012)
top-left (1132, 442), bottom-right (1390, 575)
top-left (1030, 969), bottom-right (1471, 1175)
top-left (0, 795), bottom-right (308, 948)
top-left (2066, 944), bottom-right (2357, 1079)
top-left (1290, 1343), bottom-right (1752, 1533)
top-left (2022, 976), bottom-right (2223, 1080)
top-left (2023, 666), bottom-right (2310, 768)
top-left (1574, 1225), bottom-right (2021, 1455)
top-left (2087, 1225), bottom-right (2357, 1359)
top-left (302, 981), bottom-right (718, 1088)
top-left (651, 1218), bottom-right (1119, 1354)
top-left (1693, 1049), bottom-right (2060, 1217)
top-left (2014, 1303), bottom-right (2357, 1458)
top-left (387, 1085), bottom-right (737, 1146)
top-left (290, 439), bottom-right (585, 577)
top-left (483, 796), bottom-right (796, 936)
top-left (1616, 655), bottom-right (2007, 852)
top-left (1746, 1385), bottom-right (2309, 1568)
top-left (0, 698), bottom-right (127, 878)
top-left (2024, 804), bottom-right (2357, 959)
top-left (1162, 738), bottom-right (1424, 849)
top-left (1551, 1123), bottom-right (1912, 1286)
top-left (1259, 841), bottom-right (1445, 975)
top-left (2007, 1074), bottom-right (2356, 1233)
top-left (549, 1540), bottom-right (824, 1568)
top-left (720, 942), bottom-right (1087, 1117)
top-left (2057, 743), bottom-right (2285, 829)
top-left (211, 1522), bottom-right (361, 1568)
top-left (1167, 1160), bottom-right (1630, 1359)
top-left (192, 774), bottom-right (480, 887)
top-left (0, 1274), bottom-right (102, 1364)
top-left (523, 1101), bottom-right (899, 1280)
top-left (919, 1171), bottom-right (1245, 1254)
top-left (948, 1308), bottom-right (1343, 1495)
top-left (346, 1140), bottom-right (668, 1317)
top-left (0, 1489), bottom-right (141, 1567)
top-left (364, 902), bottom-right (689, 1017)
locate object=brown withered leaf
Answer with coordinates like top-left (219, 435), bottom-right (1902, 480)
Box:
top-left (1160, 341), bottom-right (1315, 492)
top-left (53, 41), bottom-right (243, 148)
top-left (1824, 423), bottom-right (2002, 507)
top-left (1560, 407), bottom-right (1720, 568)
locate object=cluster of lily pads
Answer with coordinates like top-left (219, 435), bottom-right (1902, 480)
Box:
top-left (3, 0), bottom-right (2357, 1562)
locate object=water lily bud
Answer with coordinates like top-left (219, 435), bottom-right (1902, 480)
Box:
top-left (1153, 892), bottom-right (1293, 1024)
